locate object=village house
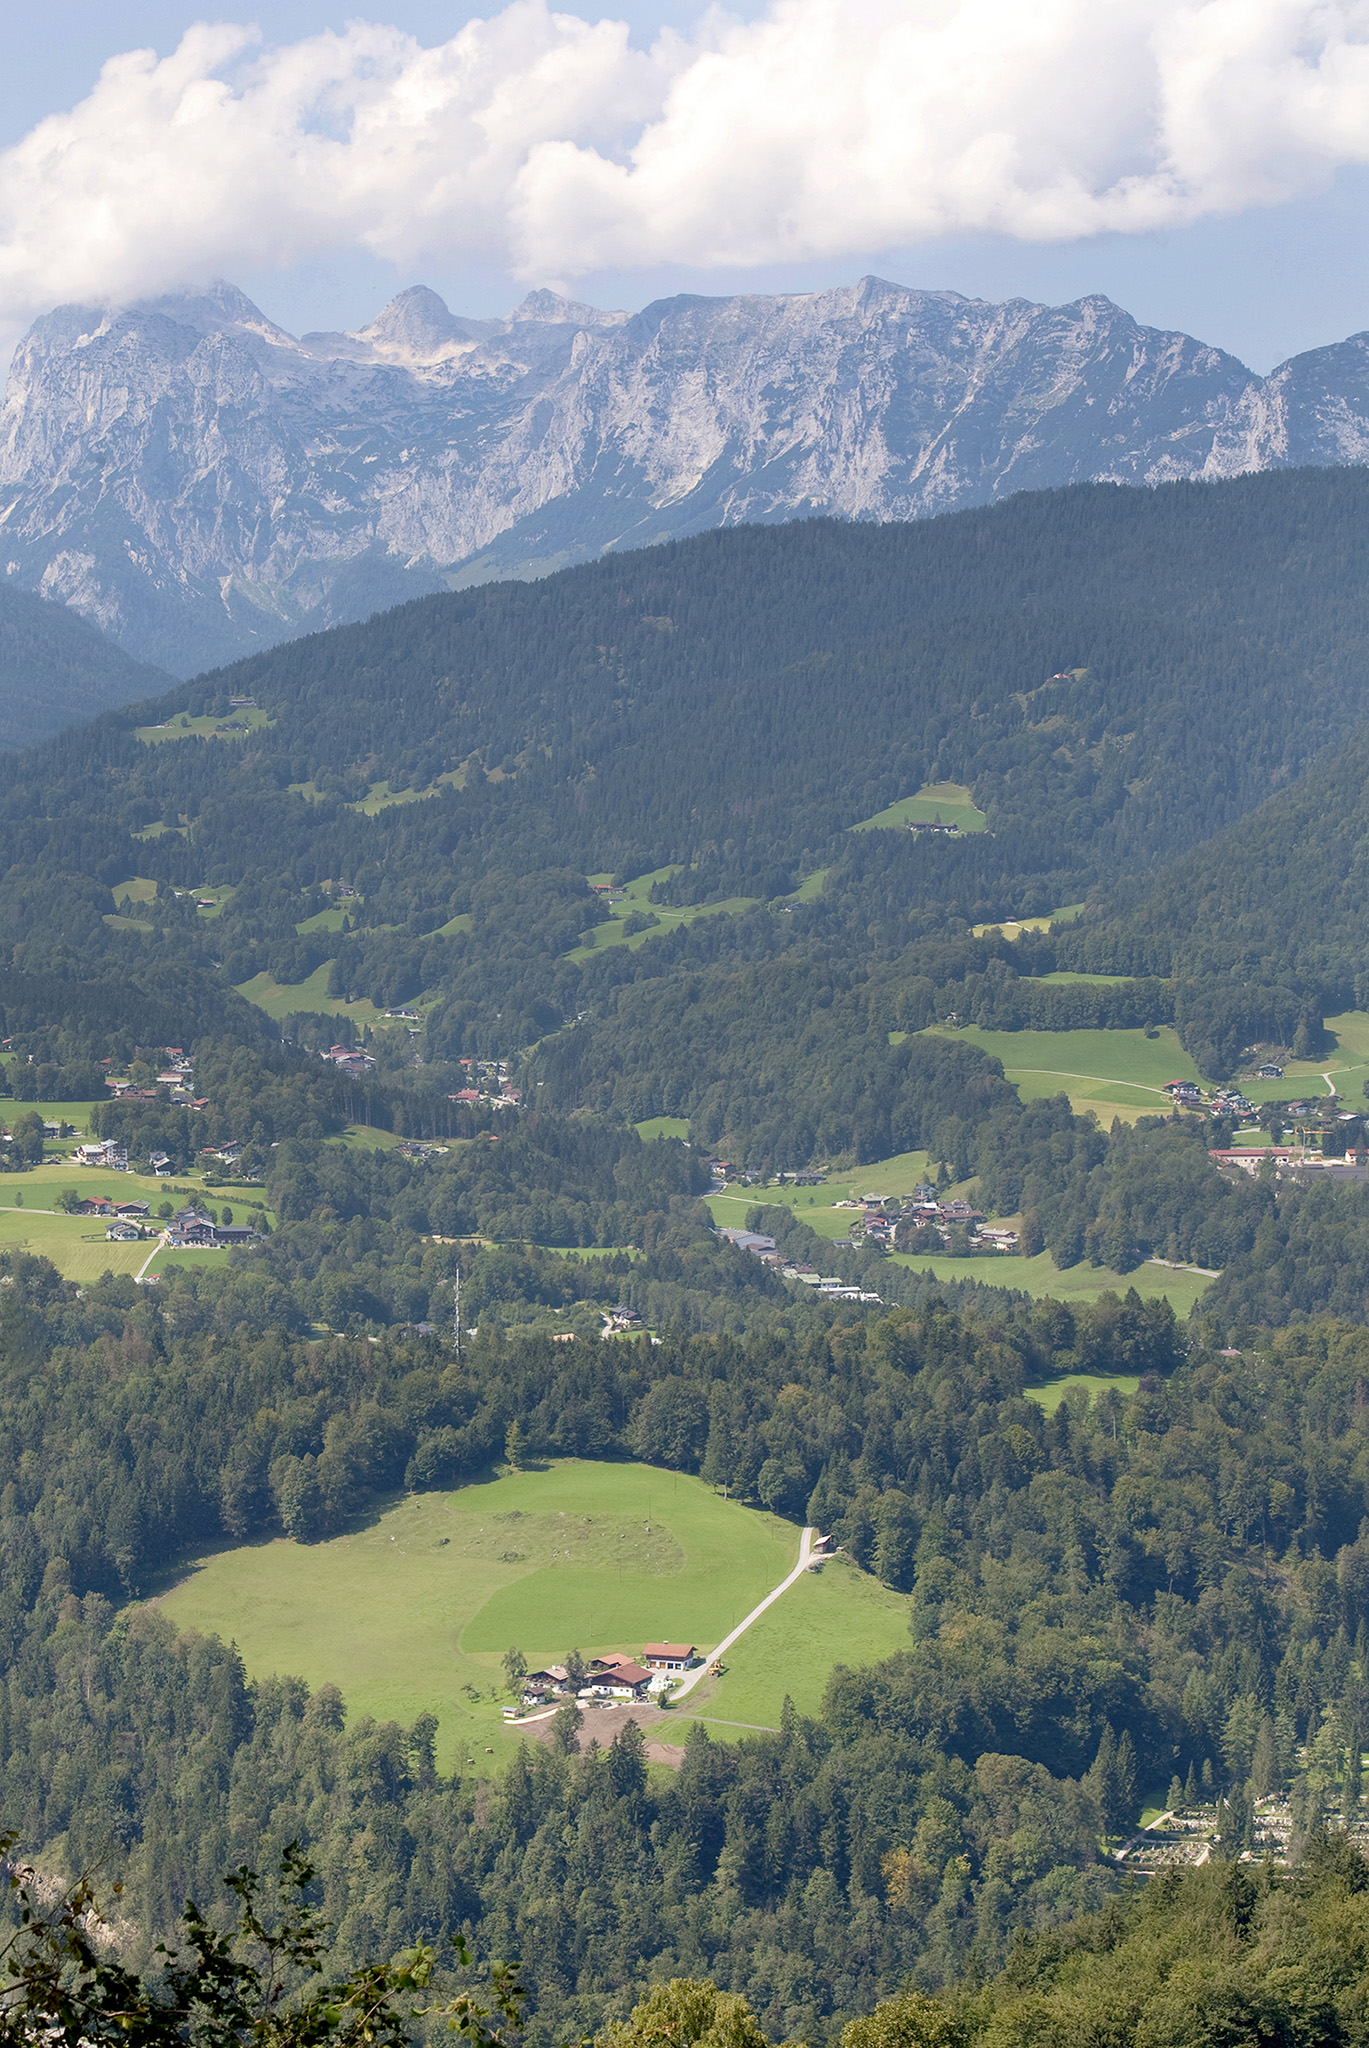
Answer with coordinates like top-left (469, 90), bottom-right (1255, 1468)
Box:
top-left (584, 1655), bottom-right (651, 1700)
top-left (149, 1152), bottom-right (173, 1174)
top-left (642, 1644), bottom-right (696, 1672)
top-left (105, 1221), bottom-right (143, 1241)
top-left (1257, 1063), bottom-right (1285, 1080)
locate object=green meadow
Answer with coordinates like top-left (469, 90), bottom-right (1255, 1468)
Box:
top-left (706, 1150), bottom-right (933, 1239)
top-left (1022, 1371), bottom-right (1143, 1414)
top-left (888, 1248), bottom-right (1215, 1316)
top-left (685, 1556), bottom-right (910, 1732)
top-left (136, 707), bottom-right (273, 743)
top-left (566, 869), bottom-right (759, 964)
top-left (235, 964), bottom-right (406, 1029)
top-left (1238, 1010), bottom-right (1369, 1107)
top-left (851, 781), bottom-right (988, 833)
top-left (154, 1462), bottom-right (830, 1772)
top-left (938, 1024), bottom-right (1204, 1123)
top-left (635, 1116), bottom-right (691, 1141)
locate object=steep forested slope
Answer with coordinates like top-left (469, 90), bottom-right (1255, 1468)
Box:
top-left (1062, 721), bottom-right (1369, 1006)
top-left (0, 581), bottom-right (167, 748)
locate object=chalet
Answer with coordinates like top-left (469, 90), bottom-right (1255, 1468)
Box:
top-left (105, 1222), bottom-right (142, 1241)
top-left (642, 1644), bottom-right (696, 1672)
top-left (940, 1200), bottom-right (984, 1223)
top-left (115, 1201), bottom-right (150, 1218)
top-left (77, 1197), bottom-right (114, 1217)
top-left (212, 1223), bottom-right (258, 1245)
top-left (1163, 1080), bottom-right (1203, 1100)
top-left (149, 1152), bottom-right (173, 1174)
top-left (978, 1227), bottom-right (1020, 1250)
top-left (1257, 1064), bottom-right (1284, 1080)
top-left (170, 1205), bottom-right (216, 1245)
top-left (584, 1656), bottom-right (651, 1700)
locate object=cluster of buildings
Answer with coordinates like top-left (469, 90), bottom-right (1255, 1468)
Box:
top-left (509, 1644), bottom-right (699, 1715)
top-left (323, 1043), bottom-right (376, 1077)
top-left (102, 1048), bottom-right (204, 1109)
top-left (166, 1204), bottom-right (259, 1248)
top-left (716, 1229), bottom-right (882, 1303)
top-left (449, 1058), bottom-right (521, 1110)
top-left (1163, 1078), bottom-right (1257, 1117)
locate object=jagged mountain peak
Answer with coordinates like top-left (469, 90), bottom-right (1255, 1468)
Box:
top-left (5, 271), bottom-right (1369, 678)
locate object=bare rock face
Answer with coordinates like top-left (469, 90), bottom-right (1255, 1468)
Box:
top-left (0, 272), bottom-right (1359, 676)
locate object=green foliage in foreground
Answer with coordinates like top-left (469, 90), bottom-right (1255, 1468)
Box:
top-left (0, 1839), bottom-right (524, 2048)
top-left (11, 1832), bottom-right (1369, 2048)
top-left (845, 1840), bottom-right (1369, 2048)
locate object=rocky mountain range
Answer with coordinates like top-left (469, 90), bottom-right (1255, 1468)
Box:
top-left (4, 272), bottom-right (1369, 676)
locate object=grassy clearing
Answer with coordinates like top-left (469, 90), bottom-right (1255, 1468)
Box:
top-left (112, 877), bottom-right (159, 906)
top-left (681, 1556), bottom-right (909, 1731)
top-left (888, 1248), bottom-right (1214, 1315)
top-left (154, 1462), bottom-right (804, 1773)
top-left (136, 708), bottom-right (272, 744)
top-left (350, 771), bottom-right (464, 817)
top-left (792, 868), bottom-right (830, 902)
top-left (567, 869), bottom-right (759, 964)
top-left (1238, 1012), bottom-right (1369, 1107)
top-left (705, 1151), bottom-right (933, 1240)
top-left (970, 903), bottom-right (1085, 938)
top-left (936, 1024), bottom-right (1204, 1122)
top-left (296, 907), bottom-right (346, 935)
top-left (1023, 1371), bottom-right (1143, 1414)
top-left (330, 1124), bottom-right (411, 1152)
top-left (852, 781), bottom-right (988, 833)
top-left (235, 965), bottom-right (405, 1030)
top-left (635, 1117), bottom-right (690, 1140)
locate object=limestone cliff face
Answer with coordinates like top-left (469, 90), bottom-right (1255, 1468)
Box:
top-left (0, 273), bottom-right (1355, 675)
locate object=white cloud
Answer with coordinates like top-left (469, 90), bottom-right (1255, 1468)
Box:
top-left (3, 0), bottom-right (1369, 338)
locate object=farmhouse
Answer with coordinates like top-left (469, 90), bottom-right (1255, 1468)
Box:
top-left (642, 1643), bottom-right (696, 1671)
top-left (1163, 1080), bottom-right (1203, 1103)
top-left (585, 1655), bottom-right (651, 1699)
top-left (1257, 1064), bottom-right (1285, 1080)
top-left (149, 1152), bottom-right (173, 1174)
top-left (105, 1222), bottom-right (142, 1241)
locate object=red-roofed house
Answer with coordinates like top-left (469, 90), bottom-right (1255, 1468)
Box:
top-left (642, 1644), bottom-right (697, 1671)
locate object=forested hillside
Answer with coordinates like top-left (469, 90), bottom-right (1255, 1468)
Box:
top-left (10, 468), bottom-right (1369, 2038)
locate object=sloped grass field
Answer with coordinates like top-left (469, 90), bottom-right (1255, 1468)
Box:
top-left (939, 1024), bottom-right (1206, 1122)
top-left (851, 781), bottom-right (988, 832)
top-left (683, 1556), bottom-right (910, 1732)
top-left (154, 1462), bottom-right (864, 1772)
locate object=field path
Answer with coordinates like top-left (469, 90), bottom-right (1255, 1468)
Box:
top-left (672, 1527), bottom-right (821, 1698)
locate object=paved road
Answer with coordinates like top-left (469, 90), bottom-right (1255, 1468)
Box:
top-left (671, 1526), bottom-right (821, 1699)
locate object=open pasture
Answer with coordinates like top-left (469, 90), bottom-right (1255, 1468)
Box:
top-left (706, 1150), bottom-right (932, 1239)
top-left (684, 1556), bottom-right (910, 1732)
top-left (153, 1462), bottom-right (825, 1772)
top-left (851, 780), bottom-right (987, 833)
top-left (136, 707), bottom-right (272, 743)
top-left (889, 1247), bottom-right (1214, 1316)
top-left (1238, 1011), bottom-right (1369, 1107)
top-left (567, 869), bottom-right (759, 964)
top-left (635, 1116), bottom-right (691, 1140)
top-left (938, 1024), bottom-right (1204, 1122)
top-left (235, 964), bottom-right (403, 1028)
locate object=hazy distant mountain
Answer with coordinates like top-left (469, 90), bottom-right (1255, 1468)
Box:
top-left (0, 580), bottom-right (167, 748)
top-left (2, 273), bottom-right (1368, 676)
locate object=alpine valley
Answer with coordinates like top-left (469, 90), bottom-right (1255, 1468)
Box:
top-left (8, 438), bottom-right (1369, 2048)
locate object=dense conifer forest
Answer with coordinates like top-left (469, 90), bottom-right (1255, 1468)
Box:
top-left (12, 467), bottom-right (1369, 2042)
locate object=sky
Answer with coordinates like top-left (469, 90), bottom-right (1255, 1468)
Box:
top-left (6, 1), bottom-right (1369, 372)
